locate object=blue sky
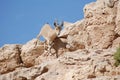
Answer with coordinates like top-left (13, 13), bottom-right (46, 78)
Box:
top-left (0, 0), bottom-right (96, 47)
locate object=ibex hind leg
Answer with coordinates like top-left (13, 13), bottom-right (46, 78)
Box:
top-left (47, 42), bottom-right (54, 55)
top-left (44, 42), bottom-right (48, 53)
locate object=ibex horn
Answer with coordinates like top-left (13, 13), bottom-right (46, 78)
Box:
top-left (54, 20), bottom-right (58, 27)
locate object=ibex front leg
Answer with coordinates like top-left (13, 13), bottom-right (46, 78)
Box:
top-left (47, 41), bottom-right (54, 55)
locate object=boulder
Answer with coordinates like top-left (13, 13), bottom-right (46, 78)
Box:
top-left (21, 39), bottom-right (44, 67)
top-left (0, 44), bottom-right (22, 74)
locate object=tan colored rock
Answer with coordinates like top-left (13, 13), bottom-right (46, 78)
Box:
top-left (0, 48), bottom-right (120, 80)
top-left (13, 76), bottom-right (27, 80)
top-left (66, 23), bottom-right (115, 49)
top-left (112, 37), bottom-right (120, 48)
top-left (115, 0), bottom-right (120, 35)
top-left (0, 44), bottom-right (22, 74)
top-left (21, 39), bottom-right (44, 67)
top-left (59, 20), bottom-right (85, 38)
top-left (66, 35), bottom-right (85, 51)
top-left (61, 20), bottom-right (87, 51)
top-left (86, 24), bottom-right (115, 49)
top-left (84, 0), bottom-right (117, 23)
top-left (63, 21), bottom-right (73, 28)
top-left (0, 63), bottom-right (49, 80)
top-left (83, 0), bottom-right (118, 49)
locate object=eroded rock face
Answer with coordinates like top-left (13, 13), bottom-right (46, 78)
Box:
top-left (63, 0), bottom-right (118, 50)
top-left (115, 0), bottom-right (120, 35)
top-left (83, 0), bottom-right (117, 49)
top-left (1, 49), bottom-right (120, 80)
top-left (64, 20), bottom-right (87, 51)
top-left (38, 49), bottom-right (120, 80)
top-left (0, 44), bottom-right (22, 74)
top-left (112, 37), bottom-right (120, 48)
top-left (21, 39), bottom-right (44, 67)
top-left (86, 24), bottom-right (115, 49)
top-left (0, 63), bottom-right (49, 80)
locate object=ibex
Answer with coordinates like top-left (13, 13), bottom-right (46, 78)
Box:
top-left (37, 20), bottom-right (63, 57)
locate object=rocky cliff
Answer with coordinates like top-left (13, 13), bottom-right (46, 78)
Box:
top-left (0, 0), bottom-right (120, 80)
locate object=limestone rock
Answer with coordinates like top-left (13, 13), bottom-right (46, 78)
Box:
top-left (0, 63), bottom-right (49, 80)
top-left (0, 44), bottom-right (22, 74)
top-left (83, 0), bottom-right (117, 49)
top-left (35, 49), bottom-right (120, 80)
top-left (63, 20), bottom-right (87, 51)
top-left (84, 0), bottom-right (117, 25)
top-left (112, 37), bottom-right (120, 48)
top-left (115, 0), bottom-right (120, 35)
top-left (21, 39), bottom-right (44, 67)
top-left (86, 24), bottom-right (115, 49)
top-left (0, 47), bottom-right (120, 80)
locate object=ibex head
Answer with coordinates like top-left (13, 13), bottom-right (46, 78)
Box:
top-left (54, 20), bottom-right (63, 35)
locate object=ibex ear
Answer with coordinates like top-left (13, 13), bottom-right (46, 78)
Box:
top-left (54, 20), bottom-right (58, 27)
top-left (46, 22), bottom-right (49, 24)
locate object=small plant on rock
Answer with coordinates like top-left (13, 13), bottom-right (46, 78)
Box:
top-left (114, 47), bottom-right (120, 67)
